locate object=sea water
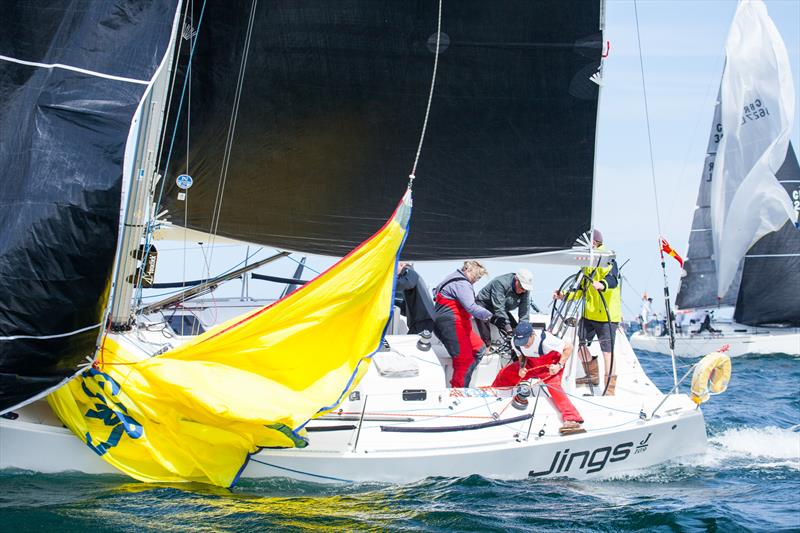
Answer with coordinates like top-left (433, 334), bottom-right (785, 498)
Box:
top-left (1, 352), bottom-right (798, 532)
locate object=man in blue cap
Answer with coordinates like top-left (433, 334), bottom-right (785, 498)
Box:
top-left (492, 322), bottom-right (584, 435)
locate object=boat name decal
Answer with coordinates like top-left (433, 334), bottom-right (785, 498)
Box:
top-left (80, 368), bottom-right (143, 456)
top-left (528, 433), bottom-right (652, 477)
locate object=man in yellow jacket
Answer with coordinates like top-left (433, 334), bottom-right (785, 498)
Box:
top-left (554, 230), bottom-right (621, 395)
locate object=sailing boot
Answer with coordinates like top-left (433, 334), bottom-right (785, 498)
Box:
top-left (575, 357), bottom-right (599, 386)
top-left (559, 420), bottom-right (587, 436)
top-left (603, 375), bottom-right (617, 396)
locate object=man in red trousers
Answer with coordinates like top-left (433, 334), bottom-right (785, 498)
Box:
top-left (492, 322), bottom-right (585, 435)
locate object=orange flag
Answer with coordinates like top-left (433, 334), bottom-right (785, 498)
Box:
top-left (660, 237), bottom-right (684, 267)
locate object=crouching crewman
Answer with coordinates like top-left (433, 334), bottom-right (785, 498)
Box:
top-left (491, 322), bottom-right (585, 435)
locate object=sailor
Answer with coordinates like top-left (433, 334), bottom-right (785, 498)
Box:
top-left (433, 260), bottom-right (492, 388)
top-left (491, 322), bottom-right (585, 435)
top-left (695, 311), bottom-right (721, 335)
top-left (640, 296), bottom-right (653, 334)
top-left (675, 310), bottom-right (686, 336)
top-left (553, 229), bottom-right (621, 395)
top-left (474, 269), bottom-right (533, 347)
top-left (395, 262), bottom-right (435, 335)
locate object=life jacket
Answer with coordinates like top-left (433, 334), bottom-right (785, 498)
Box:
top-left (580, 248), bottom-right (622, 323)
top-left (433, 275), bottom-right (473, 358)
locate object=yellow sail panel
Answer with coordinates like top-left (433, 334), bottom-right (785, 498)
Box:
top-left (48, 192), bottom-right (411, 487)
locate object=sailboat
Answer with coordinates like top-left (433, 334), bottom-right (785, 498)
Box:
top-left (1, 0), bottom-right (717, 486)
top-left (631, 0), bottom-right (800, 359)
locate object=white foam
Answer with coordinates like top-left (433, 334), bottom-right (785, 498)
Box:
top-left (711, 426), bottom-right (800, 459)
top-left (684, 426), bottom-right (800, 470)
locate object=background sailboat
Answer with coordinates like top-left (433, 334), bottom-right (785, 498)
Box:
top-left (631, 0), bottom-right (800, 358)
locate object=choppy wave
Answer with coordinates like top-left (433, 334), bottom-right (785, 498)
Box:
top-left (1, 352), bottom-right (798, 531)
top-left (705, 425), bottom-right (800, 466)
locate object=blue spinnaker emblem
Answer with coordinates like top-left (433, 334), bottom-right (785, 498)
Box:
top-left (80, 368), bottom-right (143, 456)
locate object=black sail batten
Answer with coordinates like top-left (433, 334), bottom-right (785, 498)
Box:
top-left (733, 143), bottom-right (800, 327)
top-left (676, 89), bottom-right (741, 310)
top-left (0, 0), bottom-right (181, 412)
top-left (161, 1), bottom-right (602, 260)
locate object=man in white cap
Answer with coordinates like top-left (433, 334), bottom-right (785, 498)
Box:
top-left (474, 269), bottom-right (534, 347)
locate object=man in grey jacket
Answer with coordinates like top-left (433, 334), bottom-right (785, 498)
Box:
top-left (475, 269), bottom-right (533, 347)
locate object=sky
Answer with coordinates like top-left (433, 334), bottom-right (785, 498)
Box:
top-left (144, 0), bottom-right (800, 321)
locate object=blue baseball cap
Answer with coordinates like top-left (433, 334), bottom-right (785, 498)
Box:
top-left (513, 322), bottom-right (533, 347)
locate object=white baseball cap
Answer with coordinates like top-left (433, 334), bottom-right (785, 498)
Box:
top-left (516, 268), bottom-right (533, 291)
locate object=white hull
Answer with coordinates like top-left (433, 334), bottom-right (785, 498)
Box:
top-left (630, 329), bottom-right (800, 358)
top-left (238, 405), bottom-right (705, 483)
top-left (1, 327), bottom-right (709, 484)
top-left (0, 399), bottom-right (705, 483)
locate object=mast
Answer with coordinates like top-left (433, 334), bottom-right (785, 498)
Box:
top-left (109, 15), bottom-right (183, 330)
top-left (588, 0), bottom-right (607, 270)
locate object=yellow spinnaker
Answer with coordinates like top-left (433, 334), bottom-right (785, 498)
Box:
top-left (48, 191), bottom-right (412, 487)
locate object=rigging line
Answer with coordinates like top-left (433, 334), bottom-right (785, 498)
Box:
top-left (150, 0), bottom-right (208, 226)
top-left (633, 0), bottom-right (678, 387)
top-left (620, 272), bottom-right (648, 318)
top-left (152, 0), bottom-right (192, 185)
top-left (182, 1), bottom-right (194, 298)
top-left (138, 1), bottom-right (193, 310)
top-left (207, 0), bottom-right (259, 269)
top-left (285, 253), bottom-right (320, 275)
top-left (139, 246), bottom-right (264, 299)
top-left (662, 74), bottom-right (719, 230)
top-left (408, 0), bottom-right (444, 188)
top-left (632, 0), bottom-right (663, 237)
top-left (134, 0), bottom-right (208, 308)
top-left (198, 243), bottom-right (219, 324)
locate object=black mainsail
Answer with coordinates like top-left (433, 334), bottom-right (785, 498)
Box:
top-left (734, 145), bottom-right (800, 326)
top-left (1, 0), bottom-right (605, 411)
top-left (160, 0), bottom-right (604, 259)
top-left (0, 1), bottom-right (181, 412)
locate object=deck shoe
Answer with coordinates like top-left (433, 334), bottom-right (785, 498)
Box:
top-left (559, 420), bottom-right (587, 435)
top-left (575, 357), bottom-right (599, 386)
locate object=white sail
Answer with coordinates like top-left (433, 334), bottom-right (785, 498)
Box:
top-left (711, 0), bottom-right (797, 299)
